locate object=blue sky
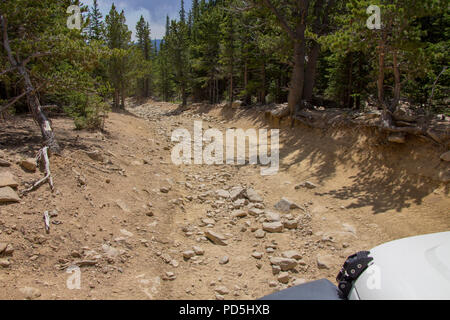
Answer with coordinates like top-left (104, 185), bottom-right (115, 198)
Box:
top-left (83, 0), bottom-right (191, 40)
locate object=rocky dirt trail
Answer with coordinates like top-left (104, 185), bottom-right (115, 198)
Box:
top-left (0, 99), bottom-right (449, 300)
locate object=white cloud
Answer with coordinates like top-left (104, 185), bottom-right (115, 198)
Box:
top-left (83, 0), bottom-right (180, 39)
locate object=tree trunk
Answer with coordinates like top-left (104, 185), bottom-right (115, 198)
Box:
top-left (21, 67), bottom-right (60, 153)
top-left (216, 78), bottom-right (219, 104)
top-left (0, 15), bottom-right (60, 154)
top-left (229, 69), bottom-right (233, 106)
top-left (303, 40), bottom-right (320, 101)
top-left (209, 78), bottom-right (212, 104)
top-left (377, 41), bottom-right (386, 109)
top-left (113, 89), bottom-right (119, 109)
top-left (182, 85), bottom-right (187, 107)
top-left (392, 50), bottom-right (401, 112)
top-left (260, 61), bottom-right (266, 104)
top-left (287, 39), bottom-right (306, 116)
top-left (243, 54), bottom-right (251, 105)
top-left (347, 53), bottom-right (354, 108)
top-left (120, 87), bottom-right (125, 109)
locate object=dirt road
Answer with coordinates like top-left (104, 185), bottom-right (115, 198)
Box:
top-left (0, 100), bottom-right (448, 299)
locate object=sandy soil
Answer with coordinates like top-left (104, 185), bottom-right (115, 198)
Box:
top-left (0, 99), bottom-right (448, 300)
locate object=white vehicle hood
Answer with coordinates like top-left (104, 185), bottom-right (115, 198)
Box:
top-left (353, 231), bottom-right (450, 300)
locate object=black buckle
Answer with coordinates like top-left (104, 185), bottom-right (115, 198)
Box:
top-left (336, 251), bottom-right (373, 298)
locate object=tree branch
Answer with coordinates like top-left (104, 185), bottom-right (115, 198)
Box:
top-left (22, 51), bottom-right (52, 66)
top-left (0, 15), bottom-right (18, 66)
top-left (0, 66), bottom-right (18, 76)
top-left (0, 81), bottom-right (47, 113)
top-left (260, 0), bottom-right (297, 40)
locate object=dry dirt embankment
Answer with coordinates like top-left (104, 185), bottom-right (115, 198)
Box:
top-left (0, 99), bottom-right (448, 300)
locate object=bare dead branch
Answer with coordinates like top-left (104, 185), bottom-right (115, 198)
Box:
top-left (429, 66), bottom-right (448, 104)
top-left (21, 147), bottom-right (54, 195)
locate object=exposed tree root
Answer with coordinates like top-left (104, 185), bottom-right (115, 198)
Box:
top-left (21, 147), bottom-right (54, 195)
top-left (266, 104), bottom-right (449, 146)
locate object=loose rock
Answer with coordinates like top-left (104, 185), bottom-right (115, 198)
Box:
top-left (270, 257), bottom-right (297, 271)
top-left (283, 220), bottom-right (298, 229)
top-left (295, 181), bottom-right (317, 189)
top-left (215, 286), bottom-right (230, 295)
top-left (251, 252), bottom-right (263, 259)
top-left (317, 254), bottom-right (333, 269)
top-left (20, 158), bottom-right (37, 172)
top-left (20, 287), bottom-right (41, 300)
top-left (85, 150), bottom-right (104, 162)
top-left (229, 187), bottom-right (245, 200)
top-left (219, 256), bottom-right (229, 265)
top-left (263, 222), bottom-right (284, 233)
top-left (183, 250), bottom-right (195, 260)
top-left (205, 230), bottom-right (227, 246)
top-left (248, 207), bottom-right (264, 216)
top-left (388, 133), bottom-right (406, 144)
top-left (264, 210), bottom-right (280, 222)
top-left (0, 258), bottom-right (10, 268)
top-left (0, 172), bottom-right (18, 188)
top-left (277, 272), bottom-right (290, 284)
top-left (231, 210), bottom-right (247, 218)
top-left (282, 250), bottom-right (302, 260)
top-left (245, 188), bottom-right (263, 203)
top-left (0, 159), bottom-right (11, 167)
top-left (254, 229), bottom-right (266, 239)
top-left (216, 189), bottom-right (230, 199)
top-left (274, 197), bottom-right (300, 212)
top-left (0, 186), bottom-right (20, 203)
top-left (193, 246), bottom-right (204, 255)
top-left (292, 278), bottom-right (307, 286)
top-left (440, 151), bottom-right (450, 162)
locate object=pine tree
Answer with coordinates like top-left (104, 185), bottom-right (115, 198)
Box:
top-left (105, 4), bottom-right (132, 108)
top-left (156, 21), bottom-right (174, 102)
top-left (136, 16), bottom-right (153, 98)
top-left (166, 19), bottom-right (190, 106)
top-left (220, 5), bottom-right (237, 106)
top-left (189, 0), bottom-right (221, 103)
top-left (180, 0), bottom-right (186, 24)
top-left (88, 0), bottom-right (105, 41)
top-left (192, 0), bottom-right (200, 21)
